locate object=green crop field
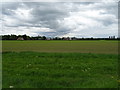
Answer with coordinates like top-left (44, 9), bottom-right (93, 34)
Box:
top-left (2, 40), bottom-right (119, 88)
top-left (2, 40), bottom-right (118, 54)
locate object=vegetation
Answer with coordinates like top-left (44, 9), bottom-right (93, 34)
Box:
top-left (1, 34), bottom-right (119, 40)
top-left (1, 34), bottom-right (46, 40)
top-left (2, 40), bottom-right (118, 54)
top-left (3, 52), bottom-right (118, 88)
top-left (2, 40), bottom-right (119, 88)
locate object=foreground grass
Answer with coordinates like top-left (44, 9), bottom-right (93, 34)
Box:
top-left (2, 40), bottom-right (118, 54)
top-left (2, 52), bottom-right (118, 88)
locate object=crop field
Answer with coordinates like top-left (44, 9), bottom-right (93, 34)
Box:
top-left (2, 40), bottom-right (119, 88)
top-left (2, 40), bottom-right (118, 54)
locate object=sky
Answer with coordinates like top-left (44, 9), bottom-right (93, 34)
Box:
top-left (0, 0), bottom-right (118, 38)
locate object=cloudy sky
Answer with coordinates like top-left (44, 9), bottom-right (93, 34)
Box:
top-left (0, 0), bottom-right (118, 38)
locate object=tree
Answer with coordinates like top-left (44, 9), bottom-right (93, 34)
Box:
top-left (9, 34), bottom-right (17, 40)
top-left (41, 36), bottom-right (46, 40)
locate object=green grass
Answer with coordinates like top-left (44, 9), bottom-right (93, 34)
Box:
top-left (2, 40), bottom-right (118, 54)
top-left (2, 40), bottom-right (119, 88)
top-left (2, 52), bottom-right (118, 88)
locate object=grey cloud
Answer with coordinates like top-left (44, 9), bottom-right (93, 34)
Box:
top-left (1, 2), bottom-right (118, 37)
top-left (2, 2), bottom-right (21, 14)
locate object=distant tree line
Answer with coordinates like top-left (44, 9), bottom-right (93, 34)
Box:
top-left (0, 34), bottom-right (47, 40)
top-left (0, 34), bottom-right (119, 40)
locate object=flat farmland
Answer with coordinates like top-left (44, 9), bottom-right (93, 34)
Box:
top-left (3, 52), bottom-right (118, 88)
top-left (2, 40), bottom-right (118, 54)
top-left (2, 40), bottom-right (119, 88)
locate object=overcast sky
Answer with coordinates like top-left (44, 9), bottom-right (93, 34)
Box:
top-left (0, 0), bottom-right (118, 38)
